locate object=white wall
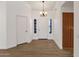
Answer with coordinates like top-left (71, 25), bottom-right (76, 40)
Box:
top-left (6, 2), bottom-right (32, 49)
top-left (74, 1), bottom-right (79, 57)
top-left (32, 10), bottom-right (55, 40)
top-left (54, 7), bottom-right (63, 49)
top-left (0, 2), bottom-right (7, 49)
top-left (62, 1), bottom-right (74, 12)
top-left (53, 2), bottom-right (65, 49)
top-left (7, 2), bottom-right (17, 48)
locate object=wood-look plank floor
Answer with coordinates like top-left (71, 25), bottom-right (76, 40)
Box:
top-left (0, 40), bottom-right (73, 57)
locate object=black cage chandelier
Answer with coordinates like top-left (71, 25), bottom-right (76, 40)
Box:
top-left (40, 1), bottom-right (47, 17)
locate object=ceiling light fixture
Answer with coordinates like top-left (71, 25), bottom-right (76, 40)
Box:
top-left (40, 1), bottom-right (47, 17)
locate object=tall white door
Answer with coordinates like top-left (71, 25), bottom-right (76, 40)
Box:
top-left (16, 15), bottom-right (28, 44)
top-left (38, 17), bottom-right (49, 39)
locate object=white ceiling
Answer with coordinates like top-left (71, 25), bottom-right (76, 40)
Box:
top-left (27, 1), bottom-right (56, 11)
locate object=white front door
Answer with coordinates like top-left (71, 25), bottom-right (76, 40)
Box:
top-left (38, 17), bottom-right (49, 39)
top-left (16, 15), bottom-right (28, 44)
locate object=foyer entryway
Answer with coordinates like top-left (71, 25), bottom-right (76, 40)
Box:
top-left (34, 17), bottom-right (53, 40)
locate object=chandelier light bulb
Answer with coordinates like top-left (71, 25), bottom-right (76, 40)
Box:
top-left (40, 12), bottom-right (42, 14)
top-left (40, 11), bottom-right (47, 16)
top-left (45, 12), bottom-right (47, 14)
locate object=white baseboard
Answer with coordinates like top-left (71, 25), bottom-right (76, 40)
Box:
top-left (54, 39), bottom-right (63, 49)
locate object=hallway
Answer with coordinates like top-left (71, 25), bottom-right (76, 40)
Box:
top-left (0, 40), bottom-right (73, 57)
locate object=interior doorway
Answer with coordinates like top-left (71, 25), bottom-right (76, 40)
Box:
top-left (16, 15), bottom-right (28, 44)
top-left (62, 12), bottom-right (74, 49)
